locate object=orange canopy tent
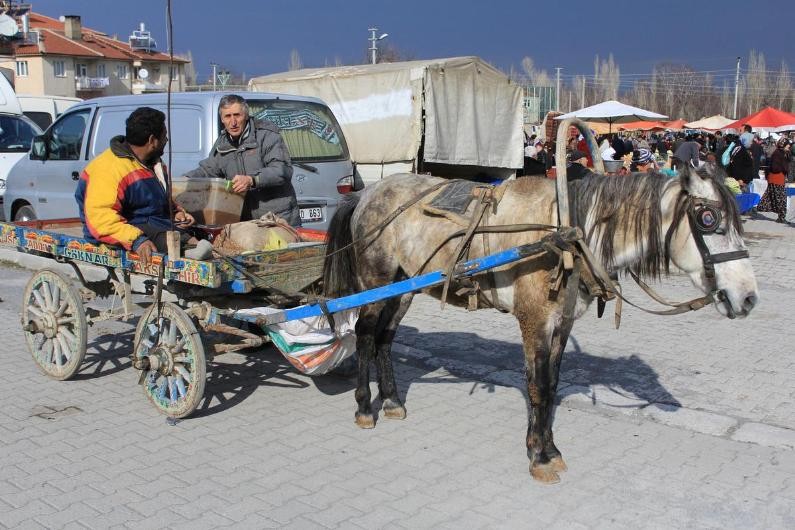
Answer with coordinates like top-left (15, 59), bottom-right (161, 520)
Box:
top-left (724, 106), bottom-right (795, 132)
top-left (662, 119), bottom-right (687, 131)
top-left (618, 120), bottom-right (667, 131)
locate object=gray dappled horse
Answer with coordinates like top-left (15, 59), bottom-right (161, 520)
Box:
top-left (322, 166), bottom-right (758, 483)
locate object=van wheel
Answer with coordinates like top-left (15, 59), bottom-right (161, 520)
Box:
top-left (14, 204), bottom-right (37, 222)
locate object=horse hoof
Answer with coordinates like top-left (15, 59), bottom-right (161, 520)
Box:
top-left (530, 463), bottom-right (561, 484)
top-left (355, 413), bottom-right (375, 429)
top-left (549, 456), bottom-right (568, 472)
top-left (383, 405), bottom-right (407, 420)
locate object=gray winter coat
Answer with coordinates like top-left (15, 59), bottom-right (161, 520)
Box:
top-left (185, 118), bottom-right (300, 225)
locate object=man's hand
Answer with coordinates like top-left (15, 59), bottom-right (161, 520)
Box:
top-left (174, 210), bottom-right (195, 228)
top-left (135, 240), bottom-right (158, 266)
top-left (230, 174), bottom-right (255, 194)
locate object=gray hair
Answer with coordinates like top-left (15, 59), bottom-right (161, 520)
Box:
top-left (218, 94), bottom-right (249, 117)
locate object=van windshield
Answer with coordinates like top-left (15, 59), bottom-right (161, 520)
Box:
top-left (0, 114), bottom-right (41, 153)
top-left (246, 100), bottom-right (347, 162)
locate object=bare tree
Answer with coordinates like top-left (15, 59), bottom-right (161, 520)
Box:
top-left (593, 54), bottom-right (620, 101)
top-left (745, 50), bottom-right (767, 114)
top-left (288, 49), bottom-right (303, 71)
top-left (180, 50), bottom-right (196, 85)
top-left (376, 44), bottom-right (415, 64)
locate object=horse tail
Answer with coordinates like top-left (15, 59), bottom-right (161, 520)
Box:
top-left (322, 192), bottom-right (361, 297)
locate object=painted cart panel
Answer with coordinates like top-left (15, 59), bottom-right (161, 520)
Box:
top-left (0, 220), bottom-right (325, 294)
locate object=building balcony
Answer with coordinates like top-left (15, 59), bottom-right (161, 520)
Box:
top-left (131, 79), bottom-right (165, 94)
top-left (75, 76), bottom-right (110, 90)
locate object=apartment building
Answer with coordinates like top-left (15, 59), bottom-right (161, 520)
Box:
top-left (0, 12), bottom-right (189, 98)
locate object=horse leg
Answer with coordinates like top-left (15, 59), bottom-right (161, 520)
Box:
top-left (543, 268), bottom-right (581, 473)
top-left (354, 303), bottom-right (383, 429)
top-left (374, 293), bottom-right (414, 420)
top-left (517, 312), bottom-right (560, 484)
top-left (543, 324), bottom-right (573, 473)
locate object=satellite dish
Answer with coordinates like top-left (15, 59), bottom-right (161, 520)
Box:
top-left (138, 68), bottom-right (149, 80)
top-left (0, 14), bottom-right (19, 37)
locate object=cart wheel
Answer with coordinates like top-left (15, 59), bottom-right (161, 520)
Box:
top-left (22, 269), bottom-right (88, 381)
top-left (134, 302), bottom-right (206, 419)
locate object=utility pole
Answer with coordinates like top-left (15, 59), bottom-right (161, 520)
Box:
top-left (568, 91), bottom-right (572, 112)
top-left (210, 62), bottom-right (218, 91)
top-left (555, 67), bottom-right (562, 111)
top-left (368, 27), bottom-right (388, 65)
top-left (733, 56), bottom-right (741, 119)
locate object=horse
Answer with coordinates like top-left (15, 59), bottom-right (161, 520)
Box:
top-left (322, 165), bottom-right (758, 483)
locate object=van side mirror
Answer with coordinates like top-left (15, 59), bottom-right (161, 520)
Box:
top-left (351, 161), bottom-right (365, 191)
top-left (30, 135), bottom-right (48, 161)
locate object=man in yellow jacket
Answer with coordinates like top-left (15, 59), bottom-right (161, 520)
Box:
top-left (75, 107), bottom-right (212, 263)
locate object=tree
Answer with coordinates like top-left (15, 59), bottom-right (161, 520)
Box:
top-left (181, 50), bottom-right (196, 85)
top-left (593, 54), bottom-right (620, 101)
top-left (288, 49), bottom-right (303, 71)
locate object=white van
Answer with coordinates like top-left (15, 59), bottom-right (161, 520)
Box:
top-left (3, 91), bottom-right (362, 229)
top-left (17, 94), bottom-right (82, 130)
top-left (0, 76), bottom-right (42, 219)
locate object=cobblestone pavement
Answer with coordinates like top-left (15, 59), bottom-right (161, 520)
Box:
top-left (0, 212), bottom-right (793, 529)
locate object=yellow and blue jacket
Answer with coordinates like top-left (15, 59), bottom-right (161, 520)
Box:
top-left (75, 136), bottom-right (172, 250)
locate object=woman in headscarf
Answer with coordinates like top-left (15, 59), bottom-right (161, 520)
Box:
top-left (757, 137), bottom-right (791, 223)
top-left (727, 133), bottom-right (755, 188)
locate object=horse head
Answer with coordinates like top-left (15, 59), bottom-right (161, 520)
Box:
top-left (665, 164), bottom-right (759, 319)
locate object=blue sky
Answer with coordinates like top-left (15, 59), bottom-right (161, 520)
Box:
top-left (28, 0), bottom-right (793, 83)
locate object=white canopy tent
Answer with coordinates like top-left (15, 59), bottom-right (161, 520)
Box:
top-left (684, 115), bottom-right (735, 131)
top-left (249, 57), bottom-right (524, 182)
top-left (555, 100), bottom-right (668, 133)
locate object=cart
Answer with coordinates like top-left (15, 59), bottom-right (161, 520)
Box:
top-left (1, 218), bottom-right (327, 418)
top-left (3, 214), bottom-right (592, 419)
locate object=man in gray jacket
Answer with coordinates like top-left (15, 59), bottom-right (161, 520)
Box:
top-left (185, 94), bottom-right (300, 225)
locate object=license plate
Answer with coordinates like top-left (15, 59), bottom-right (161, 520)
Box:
top-left (299, 207), bottom-right (323, 221)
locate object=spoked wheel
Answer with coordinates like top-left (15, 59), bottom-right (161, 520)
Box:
top-left (134, 302), bottom-right (206, 419)
top-left (22, 269), bottom-right (88, 380)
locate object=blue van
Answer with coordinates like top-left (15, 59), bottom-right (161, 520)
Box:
top-left (3, 91), bottom-right (360, 229)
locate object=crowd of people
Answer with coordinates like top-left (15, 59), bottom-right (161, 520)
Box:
top-left (523, 124), bottom-right (795, 223)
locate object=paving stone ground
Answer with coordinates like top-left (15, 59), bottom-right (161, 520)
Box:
top-left (0, 212), bottom-right (793, 529)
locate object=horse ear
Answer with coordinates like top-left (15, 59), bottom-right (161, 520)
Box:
top-left (678, 163), bottom-right (696, 192)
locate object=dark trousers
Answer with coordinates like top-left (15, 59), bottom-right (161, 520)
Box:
top-left (135, 223), bottom-right (191, 253)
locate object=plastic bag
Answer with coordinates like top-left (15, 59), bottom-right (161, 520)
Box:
top-left (236, 306), bottom-right (358, 375)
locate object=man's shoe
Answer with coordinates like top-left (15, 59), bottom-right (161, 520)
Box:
top-left (184, 239), bottom-right (213, 260)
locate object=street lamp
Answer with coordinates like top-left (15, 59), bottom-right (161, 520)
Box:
top-left (368, 27), bottom-right (389, 65)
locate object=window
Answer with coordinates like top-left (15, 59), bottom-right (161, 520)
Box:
top-left (169, 66), bottom-right (178, 80)
top-left (96, 63), bottom-right (106, 77)
top-left (247, 100), bottom-right (348, 161)
top-left (76, 63), bottom-right (87, 77)
top-left (116, 64), bottom-right (129, 79)
top-left (16, 61), bottom-right (28, 77)
top-left (46, 109), bottom-right (90, 161)
top-left (53, 60), bottom-right (66, 77)
top-left (0, 115), bottom-right (41, 153)
top-left (91, 107), bottom-right (202, 159)
top-left (23, 111), bottom-right (52, 131)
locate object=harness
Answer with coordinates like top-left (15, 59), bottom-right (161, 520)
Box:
top-left (684, 195), bottom-right (749, 308)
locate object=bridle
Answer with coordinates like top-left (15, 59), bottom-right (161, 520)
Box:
top-left (685, 195), bottom-right (749, 306)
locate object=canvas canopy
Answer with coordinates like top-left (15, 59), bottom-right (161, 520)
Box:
top-left (555, 100), bottom-right (668, 132)
top-left (724, 107), bottom-right (795, 133)
top-left (684, 115), bottom-right (734, 131)
top-left (248, 57), bottom-right (524, 170)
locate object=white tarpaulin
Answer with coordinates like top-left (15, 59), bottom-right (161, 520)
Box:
top-left (684, 115), bottom-right (735, 130)
top-left (248, 57), bottom-right (523, 169)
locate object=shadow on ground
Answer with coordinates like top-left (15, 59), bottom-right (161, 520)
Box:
top-left (394, 325), bottom-right (681, 409)
top-left (72, 314), bottom-right (679, 419)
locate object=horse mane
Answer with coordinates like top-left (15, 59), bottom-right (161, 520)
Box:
top-left (570, 166), bottom-right (741, 280)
